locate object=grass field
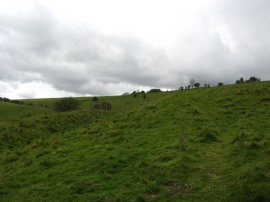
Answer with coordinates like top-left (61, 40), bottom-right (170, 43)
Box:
top-left (0, 81), bottom-right (269, 201)
top-left (0, 102), bottom-right (53, 127)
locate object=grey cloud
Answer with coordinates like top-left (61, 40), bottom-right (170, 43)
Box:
top-left (0, 1), bottom-right (270, 98)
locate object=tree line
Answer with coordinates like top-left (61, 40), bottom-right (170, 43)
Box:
top-left (179, 76), bottom-right (261, 90)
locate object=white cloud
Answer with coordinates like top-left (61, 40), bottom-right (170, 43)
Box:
top-left (0, 81), bottom-right (76, 99)
top-left (0, 0), bottom-right (269, 98)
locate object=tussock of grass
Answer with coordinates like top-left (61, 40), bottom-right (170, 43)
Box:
top-left (197, 128), bottom-right (218, 142)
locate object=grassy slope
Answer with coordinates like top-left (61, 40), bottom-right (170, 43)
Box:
top-left (0, 102), bottom-right (53, 127)
top-left (0, 82), bottom-right (270, 201)
top-left (23, 93), bottom-right (161, 112)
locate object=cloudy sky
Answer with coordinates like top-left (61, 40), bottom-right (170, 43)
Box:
top-left (0, 0), bottom-right (269, 99)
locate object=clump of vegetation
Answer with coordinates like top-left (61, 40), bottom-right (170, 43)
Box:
top-left (53, 97), bottom-right (80, 112)
top-left (92, 101), bottom-right (112, 111)
top-left (101, 101), bottom-right (112, 110)
top-left (92, 103), bottom-right (101, 110)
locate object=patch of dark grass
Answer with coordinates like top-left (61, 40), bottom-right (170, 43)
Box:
top-left (24, 159), bottom-right (33, 166)
top-left (3, 153), bottom-right (20, 163)
top-left (197, 128), bottom-right (218, 143)
top-left (235, 183), bottom-right (270, 202)
top-left (232, 130), bottom-right (264, 145)
top-left (259, 98), bottom-right (270, 102)
top-left (107, 129), bottom-right (122, 137)
top-left (69, 181), bottom-right (96, 195)
top-left (163, 182), bottom-right (193, 196)
top-left (39, 159), bottom-right (57, 169)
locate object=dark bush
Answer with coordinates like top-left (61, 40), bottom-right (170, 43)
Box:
top-left (194, 83), bottom-right (200, 88)
top-left (0, 97), bottom-right (2, 101)
top-left (92, 103), bottom-right (101, 110)
top-left (54, 97), bottom-right (80, 112)
top-left (92, 96), bottom-right (99, 102)
top-left (3, 97), bottom-right (10, 102)
top-left (236, 77), bottom-right (245, 84)
top-left (11, 100), bottom-right (23, 105)
top-left (101, 101), bottom-right (112, 110)
top-left (246, 76), bottom-right (260, 83)
top-left (92, 101), bottom-right (112, 111)
top-left (218, 83), bottom-right (224, 86)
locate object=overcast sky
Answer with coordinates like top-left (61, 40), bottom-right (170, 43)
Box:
top-left (0, 0), bottom-right (269, 99)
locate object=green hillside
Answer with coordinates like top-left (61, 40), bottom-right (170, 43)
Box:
top-left (0, 82), bottom-right (270, 201)
top-left (0, 102), bottom-right (53, 127)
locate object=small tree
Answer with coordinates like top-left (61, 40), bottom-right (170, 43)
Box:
top-left (236, 77), bottom-right (245, 84)
top-left (54, 97), bottom-right (80, 112)
top-left (189, 79), bottom-right (195, 88)
top-left (122, 92), bottom-right (130, 96)
top-left (92, 96), bottom-right (99, 102)
top-left (194, 83), bottom-right (200, 88)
